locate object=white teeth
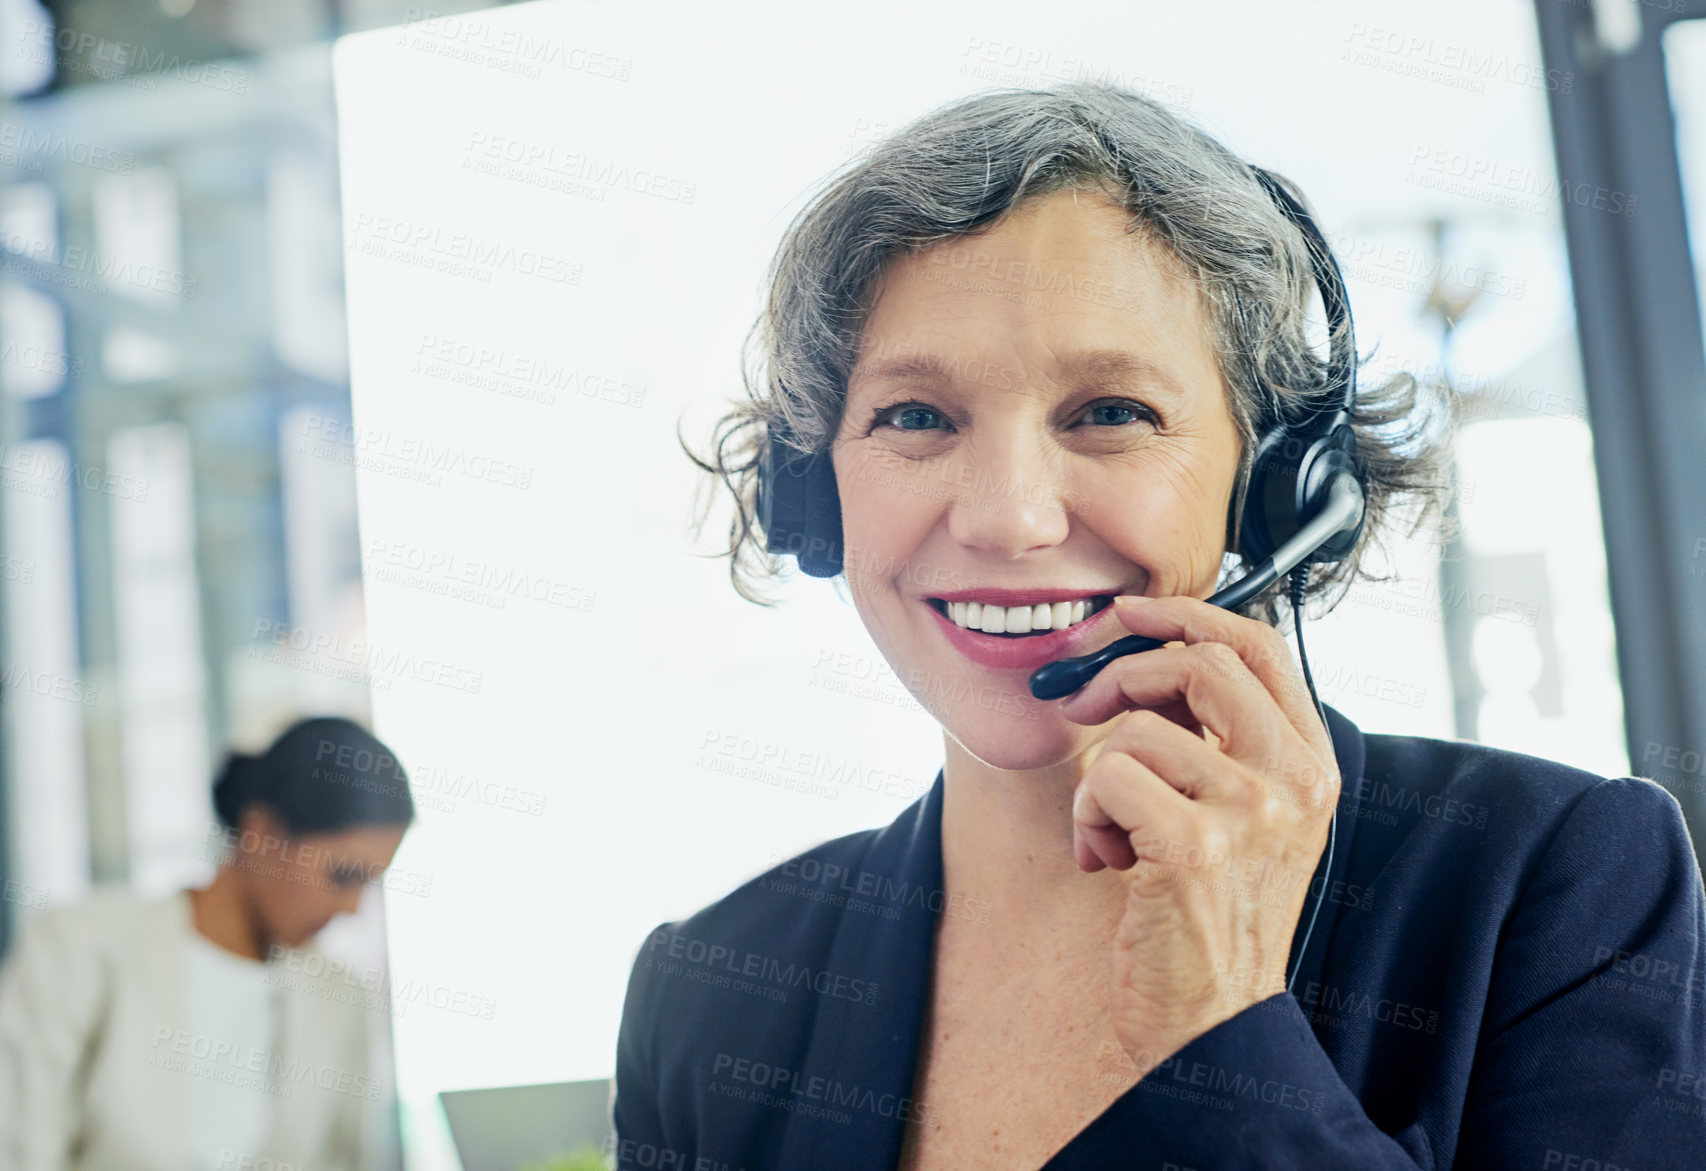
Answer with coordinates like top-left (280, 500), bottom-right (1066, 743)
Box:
top-left (943, 597), bottom-right (1105, 634)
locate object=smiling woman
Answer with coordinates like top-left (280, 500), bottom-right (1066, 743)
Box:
top-left (693, 85), bottom-right (1450, 629)
top-left (618, 82), bottom-right (1706, 1170)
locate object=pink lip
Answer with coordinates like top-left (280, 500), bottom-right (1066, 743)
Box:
top-left (924, 597), bottom-right (1122, 672)
top-left (932, 587), bottom-right (1113, 606)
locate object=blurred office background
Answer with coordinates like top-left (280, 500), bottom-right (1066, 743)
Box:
top-left (3, 0), bottom-right (1705, 1167)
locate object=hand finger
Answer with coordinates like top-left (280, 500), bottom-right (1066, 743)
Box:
top-left (1059, 643), bottom-right (1204, 736)
top-left (1104, 595), bottom-right (1330, 759)
top-left (1100, 708), bottom-right (1244, 803)
top-left (1077, 820), bottom-right (1132, 873)
top-left (1109, 693), bottom-right (1202, 738)
top-left (1062, 643), bottom-right (1304, 772)
top-left (1073, 749), bottom-right (1194, 872)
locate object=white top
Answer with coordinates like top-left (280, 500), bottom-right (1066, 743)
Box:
top-left (180, 919), bottom-right (278, 1171)
top-left (0, 886), bottom-right (390, 1171)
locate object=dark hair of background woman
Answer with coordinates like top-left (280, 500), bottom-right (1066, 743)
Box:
top-left (211, 716), bottom-right (415, 834)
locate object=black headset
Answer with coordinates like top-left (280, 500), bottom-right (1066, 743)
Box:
top-left (755, 165), bottom-right (1368, 663)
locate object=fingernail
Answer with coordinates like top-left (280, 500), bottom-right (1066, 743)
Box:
top-left (1115, 594), bottom-right (1150, 607)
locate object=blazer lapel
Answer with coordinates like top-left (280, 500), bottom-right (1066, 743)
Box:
top-left (786, 771), bottom-right (946, 1171)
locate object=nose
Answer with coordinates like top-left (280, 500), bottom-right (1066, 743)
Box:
top-left (943, 424), bottom-right (1072, 558)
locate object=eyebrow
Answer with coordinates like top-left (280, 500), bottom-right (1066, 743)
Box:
top-left (851, 347), bottom-right (1188, 395)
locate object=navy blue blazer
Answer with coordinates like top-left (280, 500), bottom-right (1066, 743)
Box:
top-left (612, 704), bottom-right (1706, 1169)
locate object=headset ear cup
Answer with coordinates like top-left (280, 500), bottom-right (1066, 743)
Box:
top-left (755, 433), bottom-right (775, 540)
top-left (758, 428), bottom-right (843, 578)
top-left (796, 454), bottom-right (844, 577)
top-left (1239, 426), bottom-right (1304, 566)
top-left (1239, 423), bottom-right (1365, 568)
top-left (1298, 431), bottom-right (1365, 563)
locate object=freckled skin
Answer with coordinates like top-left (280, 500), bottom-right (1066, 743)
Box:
top-left (832, 186), bottom-right (1244, 773)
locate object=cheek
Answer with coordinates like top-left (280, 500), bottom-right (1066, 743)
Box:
top-left (836, 454), bottom-right (937, 573)
top-left (257, 866), bottom-right (332, 919)
top-left (839, 449), bottom-right (915, 521)
top-left (1084, 453), bottom-right (1235, 581)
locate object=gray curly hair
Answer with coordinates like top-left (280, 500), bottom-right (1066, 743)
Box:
top-left (681, 81), bottom-right (1457, 626)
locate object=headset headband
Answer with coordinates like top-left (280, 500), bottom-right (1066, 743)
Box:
top-left (1247, 166), bottom-right (1358, 429)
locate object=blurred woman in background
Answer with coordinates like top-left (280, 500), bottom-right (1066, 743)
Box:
top-left (0, 716), bottom-right (416, 1171)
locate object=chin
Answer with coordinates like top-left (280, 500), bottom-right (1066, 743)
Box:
top-left (938, 703), bottom-right (1097, 773)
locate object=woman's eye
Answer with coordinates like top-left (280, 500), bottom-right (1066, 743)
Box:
top-left (326, 864), bottom-right (378, 888)
top-left (1083, 400), bottom-right (1155, 427)
top-left (875, 404), bottom-right (948, 431)
top-left (871, 400), bottom-right (1154, 432)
